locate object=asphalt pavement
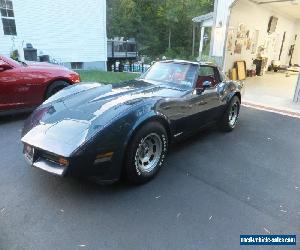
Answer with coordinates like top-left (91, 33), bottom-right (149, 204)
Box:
top-left (0, 107), bottom-right (299, 250)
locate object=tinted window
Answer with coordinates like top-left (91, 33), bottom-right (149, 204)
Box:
top-left (198, 66), bottom-right (215, 77)
top-left (196, 66), bottom-right (220, 88)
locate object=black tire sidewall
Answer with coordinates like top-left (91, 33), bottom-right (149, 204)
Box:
top-left (125, 122), bottom-right (168, 184)
top-left (45, 81), bottom-right (69, 100)
top-left (220, 96), bottom-right (240, 132)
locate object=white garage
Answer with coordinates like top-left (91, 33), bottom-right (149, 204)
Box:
top-left (193, 0), bottom-right (300, 110)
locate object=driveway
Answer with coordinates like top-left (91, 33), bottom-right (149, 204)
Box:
top-left (0, 107), bottom-right (299, 250)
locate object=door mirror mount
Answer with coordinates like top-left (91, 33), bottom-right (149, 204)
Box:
top-left (194, 88), bottom-right (204, 95)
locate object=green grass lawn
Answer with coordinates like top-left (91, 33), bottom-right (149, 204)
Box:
top-left (78, 70), bottom-right (140, 84)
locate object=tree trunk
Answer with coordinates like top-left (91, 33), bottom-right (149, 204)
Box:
top-left (168, 27), bottom-right (171, 49)
top-left (192, 25), bottom-right (195, 57)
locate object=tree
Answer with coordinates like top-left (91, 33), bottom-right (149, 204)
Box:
top-left (107, 0), bottom-right (214, 60)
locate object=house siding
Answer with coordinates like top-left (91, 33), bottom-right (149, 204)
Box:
top-left (0, 0), bottom-right (107, 70)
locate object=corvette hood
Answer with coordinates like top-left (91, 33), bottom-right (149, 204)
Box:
top-left (21, 80), bottom-right (186, 156)
top-left (38, 80), bottom-right (185, 123)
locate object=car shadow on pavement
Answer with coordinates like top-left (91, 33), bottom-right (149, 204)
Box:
top-left (29, 167), bottom-right (139, 196)
top-left (0, 113), bottom-right (30, 124)
top-left (170, 126), bottom-right (218, 153)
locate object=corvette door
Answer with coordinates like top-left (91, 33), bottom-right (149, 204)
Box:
top-left (192, 65), bottom-right (225, 126)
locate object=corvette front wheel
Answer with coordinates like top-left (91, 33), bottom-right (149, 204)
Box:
top-left (124, 122), bottom-right (168, 184)
top-left (219, 96), bottom-right (240, 132)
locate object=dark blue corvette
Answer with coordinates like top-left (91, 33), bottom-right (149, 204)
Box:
top-left (21, 60), bottom-right (244, 184)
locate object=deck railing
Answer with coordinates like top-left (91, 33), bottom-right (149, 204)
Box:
top-left (107, 40), bottom-right (138, 59)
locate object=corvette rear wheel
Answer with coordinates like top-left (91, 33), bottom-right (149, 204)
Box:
top-left (124, 122), bottom-right (168, 184)
top-left (45, 80), bottom-right (69, 100)
top-left (219, 96), bottom-right (240, 132)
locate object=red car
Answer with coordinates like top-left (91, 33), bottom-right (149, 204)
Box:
top-left (0, 55), bottom-right (81, 115)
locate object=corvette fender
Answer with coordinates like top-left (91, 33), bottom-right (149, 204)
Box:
top-left (122, 106), bottom-right (172, 154)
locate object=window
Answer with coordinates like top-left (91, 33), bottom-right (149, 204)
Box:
top-left (196, 66), bottom-right (220, 88)
top-left (198, 66), bottom-right (215, 77)
top-left (0, 0), bottom-right (13, 10)
top-left (71, 62), bottom-right (84, 70)
top-left (0, 0), bottom-right (16, 35)
top-left (2, 18), bottom-right (16, 35)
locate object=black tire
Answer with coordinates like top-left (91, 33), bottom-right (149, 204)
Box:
top-left (219, 96), bottom-right (240, 132)
top-left (124, 121), bottom-right (169, 184)
top-left (45, 80), bottom-right (69, 100)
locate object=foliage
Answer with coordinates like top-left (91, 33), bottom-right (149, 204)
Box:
top-left (78, 70), bottom-right (139, 84)
top-left (107, 0), bottom-right (214, 60)
top-left (10, 49), bottom-right (19, 61)
top-left (200, 55), bottom-right (218, 65)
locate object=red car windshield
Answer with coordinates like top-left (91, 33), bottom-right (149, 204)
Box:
top-left (0, 55), bottom-right (22, 68)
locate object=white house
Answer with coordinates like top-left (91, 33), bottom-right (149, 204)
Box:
top-left (0, 0), bottom-right (107, 70)
top-left (193, 0), bottom-right (300, 103)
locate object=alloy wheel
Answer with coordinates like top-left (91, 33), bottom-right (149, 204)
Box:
top-left (134, 133), bottom-right (163, 174)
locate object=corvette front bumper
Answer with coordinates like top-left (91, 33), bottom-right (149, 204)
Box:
top-left (23, 144), bottom-right (68, 177)
top-left (31, 158), bottom-right (66, 176)
top-left (22, 143), bottom-right (121, 181)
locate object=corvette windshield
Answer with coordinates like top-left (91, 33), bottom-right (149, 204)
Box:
top-left (142, 62), bottom-right (196, 87)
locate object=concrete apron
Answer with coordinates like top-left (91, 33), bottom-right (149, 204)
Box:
top-left (242, 101), bottom-right (300, 119)
top-left (242, 72), bottom-right (300, 118)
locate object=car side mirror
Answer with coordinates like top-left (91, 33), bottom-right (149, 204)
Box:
top-left (203, 80), bottom-right (213, 89)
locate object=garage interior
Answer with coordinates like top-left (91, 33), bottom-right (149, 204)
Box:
top-left (224, 0), bottom-right (300, 111)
